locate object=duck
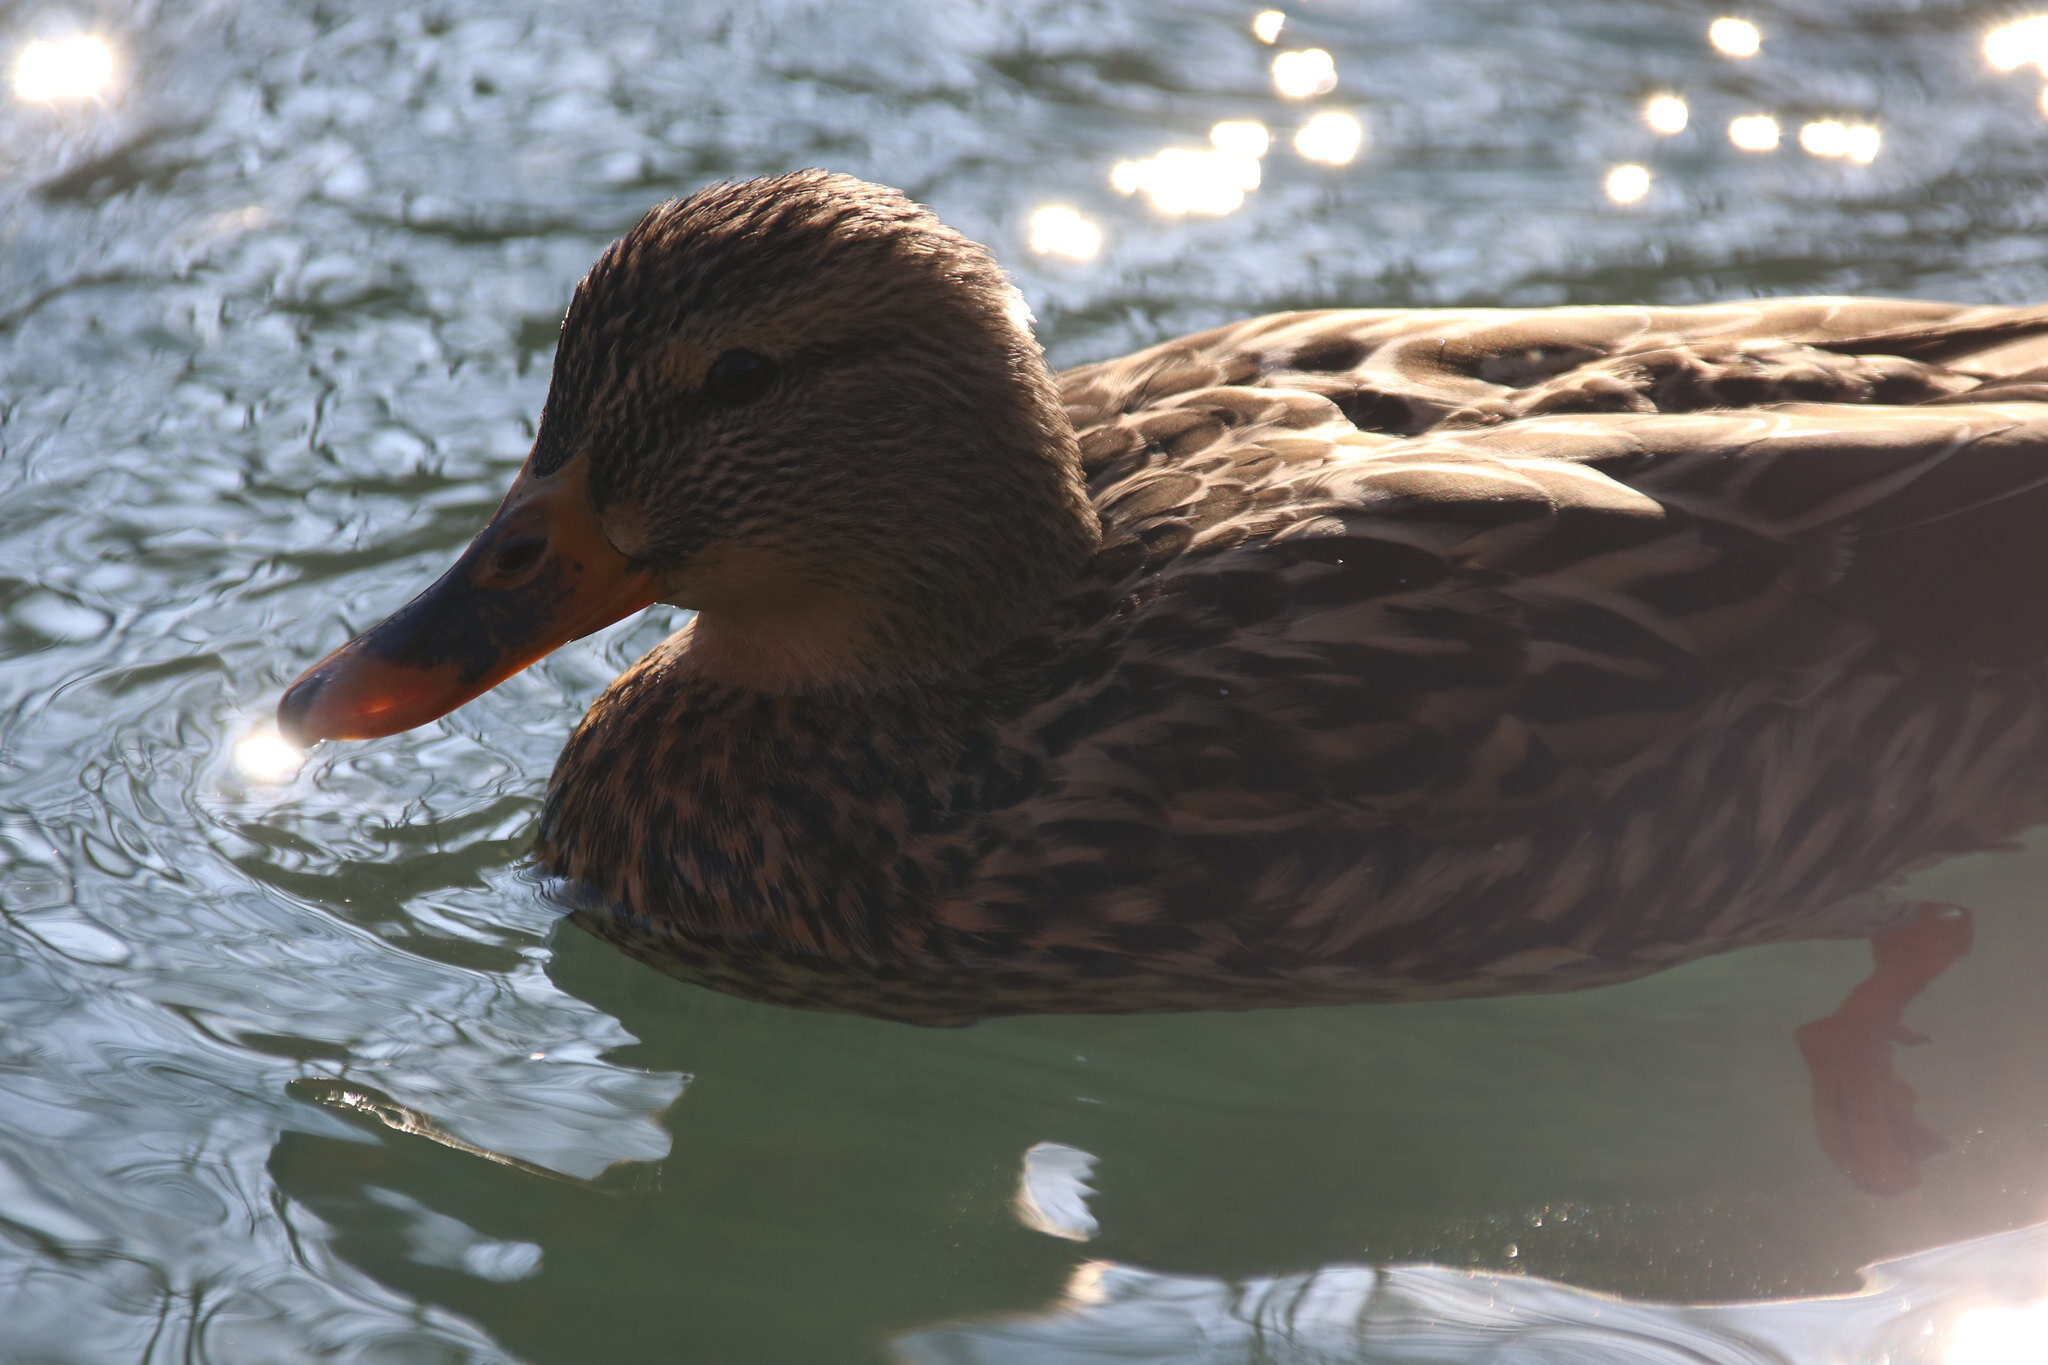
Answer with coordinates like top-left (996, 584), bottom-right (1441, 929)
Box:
top-left (280, 169), bottom-right (2048, 1194)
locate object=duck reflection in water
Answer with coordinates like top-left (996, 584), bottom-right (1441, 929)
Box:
top-left (279, 171), bottom-right (2048, 1197)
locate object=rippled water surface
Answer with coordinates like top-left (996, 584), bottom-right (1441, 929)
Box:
top-left (10, 1), bottom-right (2048, 1360)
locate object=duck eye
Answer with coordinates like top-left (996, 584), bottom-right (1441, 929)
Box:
top-left (702, 349), bottom-right (776, 405)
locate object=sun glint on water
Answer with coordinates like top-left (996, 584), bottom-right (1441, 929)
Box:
top-left (1111, 147), bottom-right (1261, 216)
top-left (1605, 164), bottom-right (1651, 204)
top-left (1294, 111), bottom-right (1363, 166)
top-left (1644, 94), bottom-right (1688, 134)
top-left (13, 35), bottom-right (116, 101)
top-left (232, 727), bottom-right (304, 784)
top-left (1709, 17), bottom-right (1762, 57)
top-left (1946, 1301), bottom-right (2048, 1365)
top-left (1985, 16), bottom-right (2048, 74)
top-left (1728, 114), bottom-right (1781, 151)
top-left (1210, 119), bottom-right (1271, 159)
top-left (1271, 48), bottom-right (1336, 99)
top-left (1027, 206), bottom-right (1102, 260)
top-left (1799, 119), bottom-right (1881, 163)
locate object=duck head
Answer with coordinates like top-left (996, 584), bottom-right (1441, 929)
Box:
top-left (278, 171), bottom-right (1097, 745)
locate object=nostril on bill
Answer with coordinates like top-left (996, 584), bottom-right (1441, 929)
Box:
top-left (488, 535), bottom-right (547, 581)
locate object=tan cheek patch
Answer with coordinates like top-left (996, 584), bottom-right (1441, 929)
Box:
top-left (600, 500), bottom-right (655, 559)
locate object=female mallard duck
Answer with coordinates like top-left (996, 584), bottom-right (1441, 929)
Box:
top-left (282, 170), bottom-right (2048, 1192)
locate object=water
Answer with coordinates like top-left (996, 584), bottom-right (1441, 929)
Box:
top-left (7, 0), bottom-right (2048, 1359)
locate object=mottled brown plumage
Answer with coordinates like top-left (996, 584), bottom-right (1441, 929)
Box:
top-left (274, 169), bottom-right (2048, 1050)
top-left (275, 171), bottom-right (2048, 1189)
top-left (416, 170), bottom-right (2048, 1043)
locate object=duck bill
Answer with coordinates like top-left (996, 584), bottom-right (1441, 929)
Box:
top-left (277, 454), bottom-right (660, 745)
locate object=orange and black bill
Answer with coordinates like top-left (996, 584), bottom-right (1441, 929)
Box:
top-left (277, 455), bottom-right (660, 745)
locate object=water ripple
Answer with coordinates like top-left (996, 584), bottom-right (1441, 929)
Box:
top-left (9, 0), bottom-right (2048, 1358)
top-left (901, 1222), bottom-right (2048, 1364)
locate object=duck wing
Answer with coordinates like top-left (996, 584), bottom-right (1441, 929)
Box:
top-left (1062, 297), bottom-right (2048, 449)
top-left (1037, 363), bottom-right (2048, 832)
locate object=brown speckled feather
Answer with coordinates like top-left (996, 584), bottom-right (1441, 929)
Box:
top-left (538, 265), bottom-right (2048, 1023)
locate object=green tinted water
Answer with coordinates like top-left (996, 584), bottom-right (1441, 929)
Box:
top-left (8, 2), bottom-right (2048, 1360)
